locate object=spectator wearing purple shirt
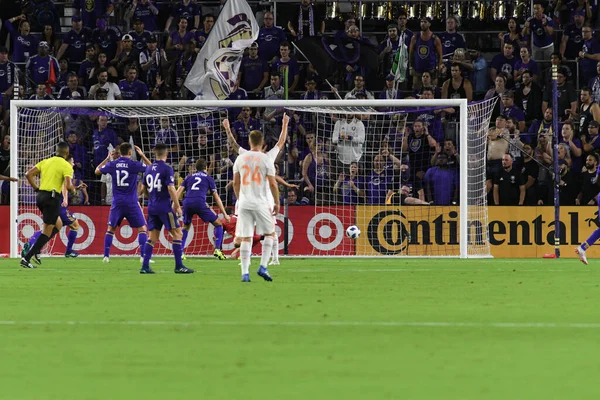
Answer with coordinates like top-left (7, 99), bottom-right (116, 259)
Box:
top-left (128, 19), bottom-right (154, 53)
top-left (195, 14), bottom-right (214, 51)
top-left (78, 45), bottom-right (96, 88)
top-left (118, 66), bottom-right (149, 100)
top-left (226, 86), bottom-right (248, 122)
top-left (4, 15), bottom-right (38, 62)
top-left (438, 16), bottom-right (466, 62)
top-left (75, 0), bottom-right (114, 30)
top-left (490, 42), bottom-right (516, 86)
top-left (56, 58), bottom-right (70, 91)
top-left (232, 107), bottom-right (260, 150)
top-left (366, 155), bottom-right (393, 205)
top-left (523, 1), bottom-right (554, 61)
top-left (333, 162), bottom-right (366, 205)
top-left (0, 47), bottom-right (17, 99)
top-left (498, 18), bottom-right (527, 52)
top-left (560, 10), bottom-right (585, 60)
top-left (560, 120), bottom-right (584, 173)
top-left (93, 116), bottom-right (119, 167)
top-left (424, 152), bottom-right (457, 205)
top-left (92, 19), bottom-right (121, 61)
top-left (258, 12), bottom-right (287, 64)
top-left (125, 0), bottom-right (159, 33)
top-left (25, 42), bottom-right (60, 94)
top-left (166, 18), bottom-right (195, 60)
top-left (238, 42), bottom-right (269, 98)
top-left (56, 16), bottom-right (92, 67)
top-left (501, 91), bottom-right (526, 132)
top-left (514, 47), bottom-right (539, 84)
top-left (582, 121), bottom-right (600, 154)
top-left (165, 0), bottom-right (201, 32)
top-left (58, 73), bottom-right (88, 100)
top-left (272, 42), bottom-right (300, 92)
top-left (155, 117), bottom-right (179, 164)
top-left (66, 131), bottom-right (87, 179)
top-left (139, 36), bottom-right (166, 88)
top-left (579, 24), bottom-right (600, 87)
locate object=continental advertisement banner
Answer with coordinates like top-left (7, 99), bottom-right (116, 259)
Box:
top-left (357, 206), bottom-right (600, 258)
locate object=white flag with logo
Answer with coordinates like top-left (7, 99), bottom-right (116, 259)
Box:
top-left (184, 0), bottom-right (259, 100)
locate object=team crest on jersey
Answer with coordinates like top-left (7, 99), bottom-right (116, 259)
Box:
top-left (510, 175), bottom-right (516, 184)
top-left (418, 45), bottom-right (429, 59)
top-left (574, 35), bottom-right (582, 43)
top-left (409, 138), bottom-right (422, 152)
top-left (37, 66), bottom-right (48, 74)
top-left (0, 70), bottom-right (5, 77)
top-left (501, 64), bottom-right (513, 75)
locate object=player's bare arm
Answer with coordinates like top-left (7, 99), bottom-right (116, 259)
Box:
top-left (0, 174), bottom-right (18, 182)
top-left (61, 182), bottom-right (69, 207)
top-left (223, 119), bottom-right (240, 153)
top-left (25, 166), bottom-right (40, 191)
top-left (275, 175), bottom-right (298, 189)
top-left (175, 185), bottom-right (185, 199)
top-left (135, 145), bottom-right (152, 166)
top-left (168, 185), bottom-right (182, 217)
top-left (212, 191), bottom-right (230, 222)
top-left (64, 176), bottom-right (75, 192)
top-left (267, 175), bottom-right (280, 216)
top-left (233, 172), bottom-right (241, 198)
top-left (275, 113), bottom-right (290, 150)
top-left (94, 153), bottom-right (113, 175)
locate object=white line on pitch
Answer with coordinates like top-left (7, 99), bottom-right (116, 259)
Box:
top-left (0, 320), bottom-right (600, 329)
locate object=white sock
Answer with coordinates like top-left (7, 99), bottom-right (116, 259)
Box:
top-left (240, 241), bottom-right (251, 275)
top-left (261, 235), bottom-right (274, 267)
top-left (271, 233), bottom-right (279, 263)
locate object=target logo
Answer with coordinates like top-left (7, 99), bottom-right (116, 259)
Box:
top-left (274, 213), bottom-right (293, 250)
top-left (58, 212), bottom-right (96, 250)
top-left (307, 213), bottom-right (344, 251)
top-left (17, 212), bottom-right (44, 246)
top-left (109, 222), bottom-right (141, 252)
top-left (159, 224), bottom-right (194, 250)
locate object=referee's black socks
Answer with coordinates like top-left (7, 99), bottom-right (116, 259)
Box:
top-left (25, 233), bottom-right (51, 261)
top-left (50, 228), bottom-right (59, 239)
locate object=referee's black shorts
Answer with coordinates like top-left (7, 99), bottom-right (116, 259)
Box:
top-left (36, 190), bottom-right (60, 225)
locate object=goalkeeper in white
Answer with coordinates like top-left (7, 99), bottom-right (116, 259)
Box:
top-left (224, 113), bottom-right (291, 266)
top-left (233, 129), bottom-right (280, 282)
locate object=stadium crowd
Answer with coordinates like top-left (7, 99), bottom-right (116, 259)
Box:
top-left (1, 0), bottom-right (600, 208)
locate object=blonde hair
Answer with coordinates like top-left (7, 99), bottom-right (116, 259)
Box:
top-left (249, 130), bottom-right (263, 147)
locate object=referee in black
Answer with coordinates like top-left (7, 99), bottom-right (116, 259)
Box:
top-left (21, 142), bottom-right (75, 268)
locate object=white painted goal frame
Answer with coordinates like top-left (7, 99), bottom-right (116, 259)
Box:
top-left (10, 99), bottom-right (490, 259)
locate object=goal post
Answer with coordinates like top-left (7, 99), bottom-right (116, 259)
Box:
top-left (10, 98), bottom-right (495, 259)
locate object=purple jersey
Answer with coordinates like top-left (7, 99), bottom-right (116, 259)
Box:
top-left (26, 55), bottom-right (60, 87)
top-left (240, 56), bottom-right (268, 91)
top-left (526, 15), bottom-right (554, 48)
top-left (438, 32), bottom-right (466, 57)
top-left (129, 30), bottom-right (153, 52)
top-left (0, 61), bottom-right (18, 93)
top-left (78, 59), bottom-right (94, 87)
top-left (257, 26), bottom-right (287, 62)
top-left (232, 118), bottom-right (260, 150)
top-left (63, 28), bottom-right (93, 63)
top-left (118, 79), bottom-right (149, 100)
top-left (414, 34), bottom-right (437, 72)
top-left (182, 171), bottom-right (216, 207)
top-left (367, 170), bottom-right (392, 205)
top-left (340, 176), bottom-right (365, 205)
top-left (171, 1), bottom-right (200, 29)
top-left (424, 166), bottom-right (456, 205)
top-left (92, 28), bottom-right (121, 60)
top-left (100, 157), bottom-right (147, 204)
top-left (4, 20), bottom-right (38, 62)
top-left (490, 54), bottom-right (516, 78)
top-left (563, 24), bottom-right (583, 59)
top-left (131, 6), bottom-right (158, 32)
top-left (582, 39), bottom-right (600, 77)
top-left (76, 0), bottom-right (113, 29)
top-left (514, 59), bottom-right (539, 76)
top-left (272, 58), bottom-right (299, 80)
top-left (93, 128), bottom-right (118, 166)
top-left (144, 160), bottom-right (175, 214)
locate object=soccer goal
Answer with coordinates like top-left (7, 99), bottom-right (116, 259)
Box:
top-left (10, 98), bottom-right (496, 259)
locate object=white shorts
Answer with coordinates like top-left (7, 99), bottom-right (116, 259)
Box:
top-left (236, 206), bottom-right (275, 237)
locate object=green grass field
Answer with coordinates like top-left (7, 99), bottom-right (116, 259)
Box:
top-left (1, 257), bottom-right (599, 399)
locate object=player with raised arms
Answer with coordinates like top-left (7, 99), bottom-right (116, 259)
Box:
top-left (22, 154), bottom-right (86, 260)
top-left (233, 129), bottom-right (280, 282)
top-left (95, 142), bottom-right (152, 263)
top-left (224, 113), bottom-right (292, 266)
top-left (21, 142), bottom-right (76, 269)
top-left (141, 143), bottom-right (193, 274)
top-left (176, 158), bottom-right (230, 259)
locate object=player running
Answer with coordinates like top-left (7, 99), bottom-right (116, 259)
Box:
top-left (141, 143), bottom-right (193, 274)
top-left (95, 143), bottom-right (151, 264)
top-left (224, 113), bottom-right (292, 266)
top-left (233, 130), bottom-right (280, 282)
top-left (176, 158), bottom-right (230, 259)
top-left (22, 154), bottom-right (86, 260)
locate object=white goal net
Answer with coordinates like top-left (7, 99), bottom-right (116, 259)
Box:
top-left (10, 99), bottom-right (496, 258)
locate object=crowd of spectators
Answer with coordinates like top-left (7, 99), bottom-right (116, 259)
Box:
top-left (1, 0), bottom-right (600, 208)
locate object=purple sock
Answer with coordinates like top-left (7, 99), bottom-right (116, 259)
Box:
top-left (28, 231), bottom-right (42, 248)
top-left (172, 239), bottom-right (183, 268)
top-left (214, 225), bottom-right (224, 250)
top-left (182, 228), bottom-right (189, 252)
top-left (66, 229), bottom-right (78, 252)
top-left (142, 240), bottom-right (154, 268)
top-left (104, 232), bottom-right (114, 257)
top-left (581, 228), bottom-right (600, 251)
top-left (138, 232), bottom-right (147, 257)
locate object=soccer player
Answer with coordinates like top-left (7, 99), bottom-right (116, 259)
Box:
top-left (176, 158), bottom-right (230, 259)
top-left (95, 142), bottom-right (151, 263)
top-left (22, 155), bottom-right (85, 260)
top-left (21, 142), bottom-right (76, 269)
top-left (220, 209), bottom-right (263, 259)
top-left (142, 144), bottom-right (193, 274)
top-left (577, 175), bottom-right (600, 264)
top-left (233, 130), bottom-right (280, 282)
top-left (224, 113), bottom-right (290, 266)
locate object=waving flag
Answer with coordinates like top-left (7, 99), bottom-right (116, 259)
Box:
top-left (184, 0), bottom-right (259, 100)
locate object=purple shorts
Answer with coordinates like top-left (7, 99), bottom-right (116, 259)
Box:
top-left (108, 203), bottom-right (146, 228)
top-left (147, 210), bottom-right (180, 232)
top-left (59, 206), bottom-right (76, 226)
top-left (182, 205), bottom-right (217, 225)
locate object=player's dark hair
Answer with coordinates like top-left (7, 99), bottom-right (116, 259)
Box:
top-left (65, 154), bottom-right (73, 162)
top-left (119, 142), bottom-right (132, 155)
top-left (196, 158), bottom-right (207, 171)
top-left (154, 143), bottom-right (167, 156)
top-left (249, 130), bottom-right (264, 147)
top-left (56, 141), bottom-right (69, 157)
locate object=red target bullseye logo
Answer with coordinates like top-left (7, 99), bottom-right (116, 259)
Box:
top-left (58, 212), bottom-right (95, 251)
top-left (17, 212), bottom-right (43, 247)
top-left (307, 213), bottom-right (343, 251)
top-left (109, 222), bottom-right (139, 252)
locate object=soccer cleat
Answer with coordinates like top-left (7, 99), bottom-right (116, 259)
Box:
top-left (174, 265), bottom-right (195, 274)
top-left (268, 260), bottom-right (280, 266)
top-left (257, 266), bottom-right (273, 282)
top-left (103, 256), bottom-right (110, 263)
top-left (213, 249), bottom-right (226, 260)
top-left (139, 257), bottom-right (155, 264)
top-left (32, 253), bottom-right (42, 265)
top-left (241, 274), bottom-right (251, 282)
top-left (21, 242), bottom-right (30, 258)
top-left (65, 250), bottom-right (79, 258)
top-left (576, 247), bottom-right (588, 265)
top-left (20, 258), bottom-right (36, 269)
top-left (140, 267), bottom-right (156, 274)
